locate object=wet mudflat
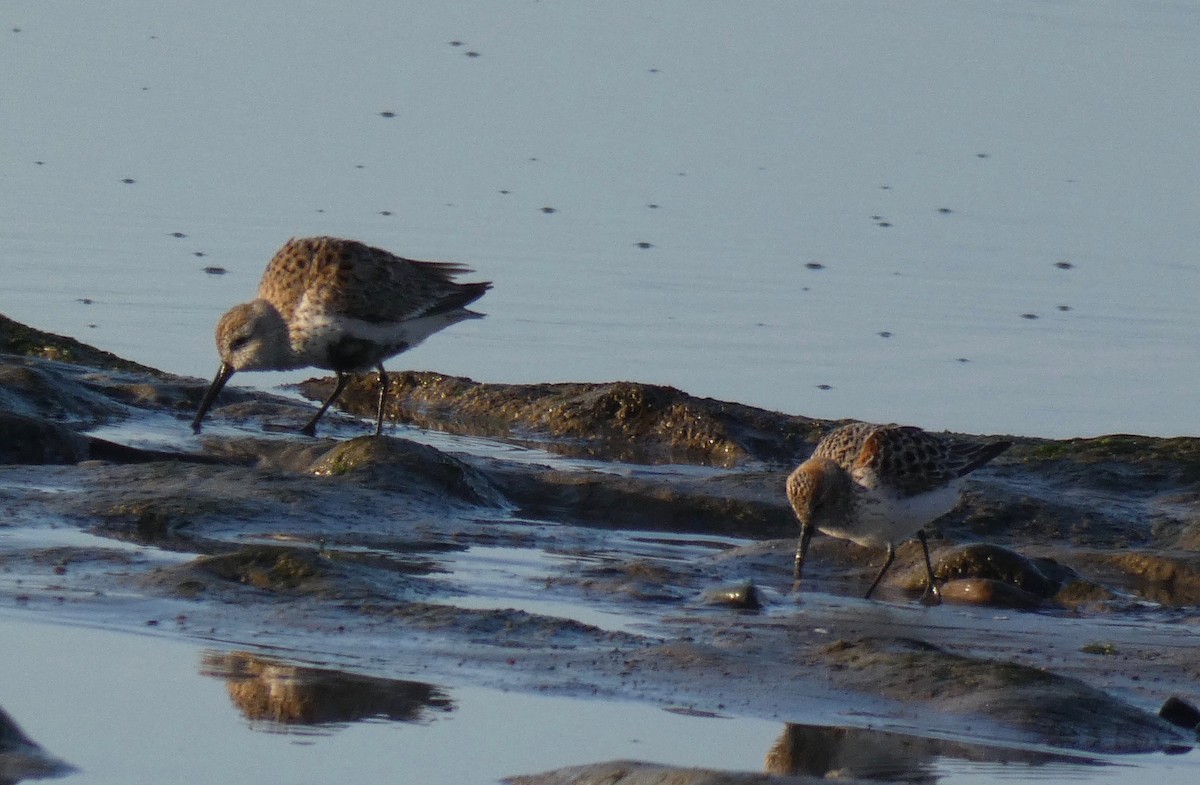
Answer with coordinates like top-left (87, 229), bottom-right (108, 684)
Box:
top-left (2, 319), bottom-right (1200, 783)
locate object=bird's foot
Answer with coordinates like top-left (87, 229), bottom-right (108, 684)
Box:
top-left (918, 582), bottom-right (942, 607)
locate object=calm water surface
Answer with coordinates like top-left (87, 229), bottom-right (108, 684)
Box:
top-left (2, 2), bottom-right (1199, 438)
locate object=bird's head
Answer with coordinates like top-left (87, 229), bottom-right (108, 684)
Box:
top-left (786, 457), bottom-right (852, 530)
top-left (215, 299), bottom-right (291, 371)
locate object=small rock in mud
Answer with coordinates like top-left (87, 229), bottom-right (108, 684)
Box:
top-left (700, 581), bottom-right (763, 610)
top-left (1159, 696), bottom-right (1200, 731)
top-left (938, 578), bottom-right (1044, 609)
top-left (928, 543), bottom-right (1064, 597)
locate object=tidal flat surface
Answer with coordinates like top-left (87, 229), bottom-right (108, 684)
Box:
top-left (2, 327), bottom-right (1200, 783)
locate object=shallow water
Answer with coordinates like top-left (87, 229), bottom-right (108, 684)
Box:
top-left (4, 613), bottom-right (1199, 785)
top-left (3, 2), bottom-right (1200, 438)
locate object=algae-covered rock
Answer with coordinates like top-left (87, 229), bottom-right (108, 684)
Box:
top-left (931, 543), bottom-right (1064, 596)
top-left (0, 313), bottom-right (160, 375)
top-left (309, 435), bottom-right (501, 505)
top-left (303, 371), bottom-right (826, 467)
top-left (938, 578), bottom-right (1045, 609)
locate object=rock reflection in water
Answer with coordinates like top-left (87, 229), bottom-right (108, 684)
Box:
top-left (0, 705), bottom-right (75, 785)
top-left (764, 722), bottom-right (1104, 781)
top-left (200, 651), bottom-right (453, 732)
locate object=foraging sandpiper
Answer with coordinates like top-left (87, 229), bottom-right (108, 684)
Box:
top-left (787, 422), bottom-right (1010, 601)
top-left (191, 236), bottom-right (490, 436)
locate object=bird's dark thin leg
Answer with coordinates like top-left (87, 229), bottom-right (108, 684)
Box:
top-left (863, 543), bottom-right (896, 599)
top-left (916, 530), bottom-right (942, 605)
top-left (300, 371), bottom-right (348, 437)
top-left (792, 521), bottom-right (814, 593)
top-left (374, 363), bottom-right (388, 436)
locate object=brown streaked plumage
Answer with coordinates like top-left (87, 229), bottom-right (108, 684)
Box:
top-left (191, 236), bottom-right (490, 437)
top-left (787, 422), bottom-right (1011, 602)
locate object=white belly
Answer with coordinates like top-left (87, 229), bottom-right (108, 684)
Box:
top-left (825, 481), bottom-right (963, 549)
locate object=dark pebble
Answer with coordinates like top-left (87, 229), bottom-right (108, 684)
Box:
top-left (193, 251), bottom-right (205, 257)
top-left (169, 232), bottom-right (186, 238)
top-left (701, 582), bottom-right (762, 610)
top-left (876, 221), bottom-right (892, 227)
top-left (816, 384), bottom-right (832, 391)
top-left (540, 206), bottom-right (557, 214)
top-left (1057, 305), bottom-right (1072, 312)
top-left (1020, 313), bottom-right (1039, 320)
top-left (956, 357), bottom-right (970, 363)
top-left (804, 262), bottom-right (824, 270)
top-left (1159, 696), bottom-right (1200, 731)
top-left (635, 242), bottom-right (653, 249)
top-left (76, 298), bottom-right (93, 305)
top-left (449, 40), bottom-right (463, 46)
top-left (937, 207), bottom-right (953, 214)
top-left (878, 331), bottom-right (892, 338)
top-left (976, 152), bottom-right (990, 158)
top-left (121, 178), bottom-right (135, 184)
top-left (499, 189), bottom-right (511, 195)
top-left (379, 210), bottom-right (393, 216)
top-left (1055, 261), bottom-right (1074, 269)
top-left (379, 111), bottom-right (396, 118)
top-left (465, 51), bottom-right (480, 58)
top-left (203, 266), bottom-right (227, 275)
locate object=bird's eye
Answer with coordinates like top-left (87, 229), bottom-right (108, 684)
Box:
top-left (230, 335), bottom-right (250, 351)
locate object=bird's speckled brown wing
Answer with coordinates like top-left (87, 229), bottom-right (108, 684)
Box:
top-left (811, 422), bottom-right (879, 468)
top-left (816, 423), bottom-right (1010, 497)
top-left (256, 236), bottom-right (488, 324)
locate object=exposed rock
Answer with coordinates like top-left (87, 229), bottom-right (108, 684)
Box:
top-left (309, 435), bottom-right (502, 505)
top-left (0, 313), bottom-right (159, 375)
top-left (305, 371), bottom-right (826, 467)
top-left (700, 582), bottom-right (763, 610)
top-left (0, 704), bottom-right (76, 784)
top-left (938, 578), bottom-right (1045, 608)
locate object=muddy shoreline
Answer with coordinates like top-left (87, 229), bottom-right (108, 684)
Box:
top-left (2, 315), bottom-right (1199, 781)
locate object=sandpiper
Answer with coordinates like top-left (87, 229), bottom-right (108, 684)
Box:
top-left (786, 422), bottom-right (1011, 601)
top-left (191, 236), bottom-right (490, 436)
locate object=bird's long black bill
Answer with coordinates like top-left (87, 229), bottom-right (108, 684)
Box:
top-left (792, 521), bottom-right (815, 592)
top-left (191, 362), bottom-right (235, 434)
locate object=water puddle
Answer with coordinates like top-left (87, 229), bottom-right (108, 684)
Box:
top-left (427, 544), bottom-right (654, 634)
